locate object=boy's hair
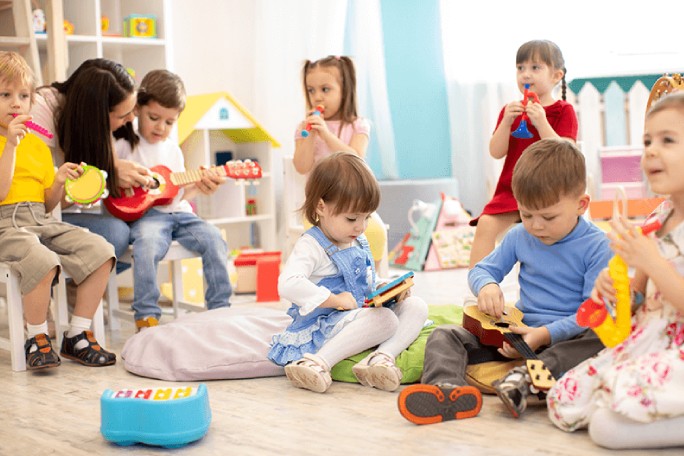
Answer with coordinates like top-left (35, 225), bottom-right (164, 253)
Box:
top-left (301, 151), bottom-right (380, 226)
top-left (138, 69), bottom-right (186, 111)
top-left (517, 40), bottom-right (567, 101)
top-left (51, 59), bottom-right (135, 198)
top-left (302, 55), bottom-right (358, 126)
top-left (512, 139), bottom-right (586, 210)
top-left (0, 51), bottom-right (35, 101)
top-left (116, 69), bottom-right (186, 148)
top-left (647, 91), bottom-right (684, 118)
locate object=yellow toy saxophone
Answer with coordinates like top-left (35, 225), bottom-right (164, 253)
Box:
top-left (577, 219), bottom-right (661, 347)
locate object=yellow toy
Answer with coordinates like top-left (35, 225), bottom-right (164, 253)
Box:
top-left (577, 203), bottom-right (661, 347)
top-left (124, 14), bottom-right (157, 38)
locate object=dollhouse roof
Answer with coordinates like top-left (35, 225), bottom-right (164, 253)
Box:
top-left (177, 92), bottom-right (280, 147)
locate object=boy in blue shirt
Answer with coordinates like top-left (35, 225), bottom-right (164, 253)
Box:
top-left (398, 139), bottom-right (612, 424)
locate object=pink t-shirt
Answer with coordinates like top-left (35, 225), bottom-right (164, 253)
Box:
top-left (295, 118), bottom-right (371, 163)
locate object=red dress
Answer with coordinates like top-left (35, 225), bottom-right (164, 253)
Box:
top-left (470, 100), bottom-right (578, 226)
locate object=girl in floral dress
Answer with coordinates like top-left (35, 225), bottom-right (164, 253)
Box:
top-left (546, 93), bottom-right (684, 450)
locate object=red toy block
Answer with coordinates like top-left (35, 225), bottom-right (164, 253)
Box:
top-left (234, 251), bottom-right (281, 301)
top-left (256, 254), bottom-right (281, 302)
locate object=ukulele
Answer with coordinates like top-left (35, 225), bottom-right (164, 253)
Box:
top-left (104, 159), bottom-right (262, 221)
top-left (463, 305), bottom-right (555, 390)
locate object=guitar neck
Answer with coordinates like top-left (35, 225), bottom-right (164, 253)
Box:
top-left (169, 167), bottom-right (227, 186)
top-left (503, 333), bottom-right (538, 360)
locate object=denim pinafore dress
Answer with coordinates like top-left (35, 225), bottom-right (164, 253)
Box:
top-left (267, 226), bottom-right (375, 366)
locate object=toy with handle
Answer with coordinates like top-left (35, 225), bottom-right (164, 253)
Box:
top-left (300, 105), bottom-right (324, 138)
top-left (511, 84), bottom-right (540, 139)
top-left (11, 113), bottom-right (53, 139)
top-left (577, 193), bottom-right (662, 347)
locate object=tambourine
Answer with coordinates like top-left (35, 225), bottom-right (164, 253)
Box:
top-left (64, 164), bottom-right (108, 208)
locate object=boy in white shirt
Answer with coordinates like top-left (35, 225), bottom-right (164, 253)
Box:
top-left (114, 70), bottom-right (231, 330)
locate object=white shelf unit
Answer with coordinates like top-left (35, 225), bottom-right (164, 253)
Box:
top-left (33, 0), bottom-right (172, 79)
top-left (181, 131), bottom-right (277, 252)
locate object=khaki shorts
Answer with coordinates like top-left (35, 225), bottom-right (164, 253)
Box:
top-left (0, 203), bottom-right (115, 295)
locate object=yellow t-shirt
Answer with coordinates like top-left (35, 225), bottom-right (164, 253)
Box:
top-left (0, 133), bottom-right (55, 205)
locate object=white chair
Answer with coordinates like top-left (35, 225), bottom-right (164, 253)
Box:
top-left (0, 262), bottom-right (107, 372)
top-left (0, 203), bottom-right (107, 372)
top-left (106, 242), bottom-right (203, 329)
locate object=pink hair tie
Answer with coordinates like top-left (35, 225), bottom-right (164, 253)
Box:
top-left (334, 55), bottom-right (341, 60)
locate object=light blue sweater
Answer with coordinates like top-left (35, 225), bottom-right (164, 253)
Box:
top-left (468, 217), bottom-right (612, 344)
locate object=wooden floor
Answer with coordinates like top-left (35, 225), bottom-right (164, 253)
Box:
top-left (0, 268), bottom-right (680, 455)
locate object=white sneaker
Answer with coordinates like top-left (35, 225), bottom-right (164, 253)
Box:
top-left (284, 353), bottom-right (332, 393)
top-left (352, 351), bottom-right (402, 392)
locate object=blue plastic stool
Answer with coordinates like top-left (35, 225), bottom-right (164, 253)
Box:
top-left (100, 383), bottom-right (211, 448)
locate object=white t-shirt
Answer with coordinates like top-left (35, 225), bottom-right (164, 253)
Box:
top-left (114, 135), bottom-right (193, 214)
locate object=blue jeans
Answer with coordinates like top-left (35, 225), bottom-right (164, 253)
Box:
top-left (128, 209), bottom-right (231, 320)
top-left (63, 212), bottom-right (131, 274)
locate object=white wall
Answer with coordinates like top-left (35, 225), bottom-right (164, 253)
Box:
top-left (168, 0), bottom-right (349, 245)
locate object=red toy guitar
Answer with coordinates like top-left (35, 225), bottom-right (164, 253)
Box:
top-left (104, 160), bottom-right (262, 221)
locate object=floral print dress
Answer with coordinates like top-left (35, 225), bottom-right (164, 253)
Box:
top-left (547, 201), bottom-right (684, 431)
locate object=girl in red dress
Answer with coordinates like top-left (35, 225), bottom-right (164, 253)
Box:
top-left (469, 40), bottom-right (578, 268)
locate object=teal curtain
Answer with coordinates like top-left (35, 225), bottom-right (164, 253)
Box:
top-left (371, 0), bottom-right (452, 179)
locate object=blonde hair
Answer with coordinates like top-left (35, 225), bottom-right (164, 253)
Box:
top-left (301, 151), bottom-right (380, 226)
top-left (512, 139), bottom-right (585, 210)
top-left (0, 51), bottom-right (35, 101)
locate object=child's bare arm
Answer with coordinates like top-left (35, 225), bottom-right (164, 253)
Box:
top-left (44, 162), bottom-right (82, 212)
top-left (489, 102), bottom-right (522, 159)
top-left (293, 132), bottom-right (316, 175)
top-left (612, 216), bottom-right (684, 313)
top-left (0, 115), bottom-right (28, 201)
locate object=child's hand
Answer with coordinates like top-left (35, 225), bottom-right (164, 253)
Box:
top-left (303, 110), bottom-right (330, 137)
top-left (502, 101), bottom-right (525, 126)
top-left (194, 166), bottom-right (225, 195)
top-left (477, 283), bottom-right (505, 318)
top-left (55, 161), bottom-right (84, 185)
top-left (609, 216), bottom-right (661, 272)
top-left (330, 291), bottom-right (357, 311)
top-left (498, 326), bottom-right (550, 359)
top-left (525, 101), bottom-right (547, 128)
top-left (5, 114), bottom-right (30, 147)
top-left (591, 268), bottom-right (615, 303)
top-left (115, 159), bottom-right (152, 189)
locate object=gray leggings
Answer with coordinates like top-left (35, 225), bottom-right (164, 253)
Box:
top-left (421, 324), bottom-right (603, 386)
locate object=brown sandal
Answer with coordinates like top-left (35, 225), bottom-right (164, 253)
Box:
top-left (60, 330), bottom-right (116, 367)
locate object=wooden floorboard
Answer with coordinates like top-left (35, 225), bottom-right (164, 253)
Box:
top-left (0, 268), bottom-right (680, 455)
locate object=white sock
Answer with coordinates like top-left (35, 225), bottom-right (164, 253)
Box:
top-left (589, 407), bottom-right (684, 449)
top-left (26, 321), bottom-right (49, 353)
top-left (67, 316), bottom-right (92, 350)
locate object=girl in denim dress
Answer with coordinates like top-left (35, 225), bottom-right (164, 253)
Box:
top-left (268, 152), bottom-right (428, 393)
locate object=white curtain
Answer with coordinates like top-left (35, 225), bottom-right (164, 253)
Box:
top-left (447, 81), bottom-right (518, 215)
top-left (345, 0), bottom-right (398, 179)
